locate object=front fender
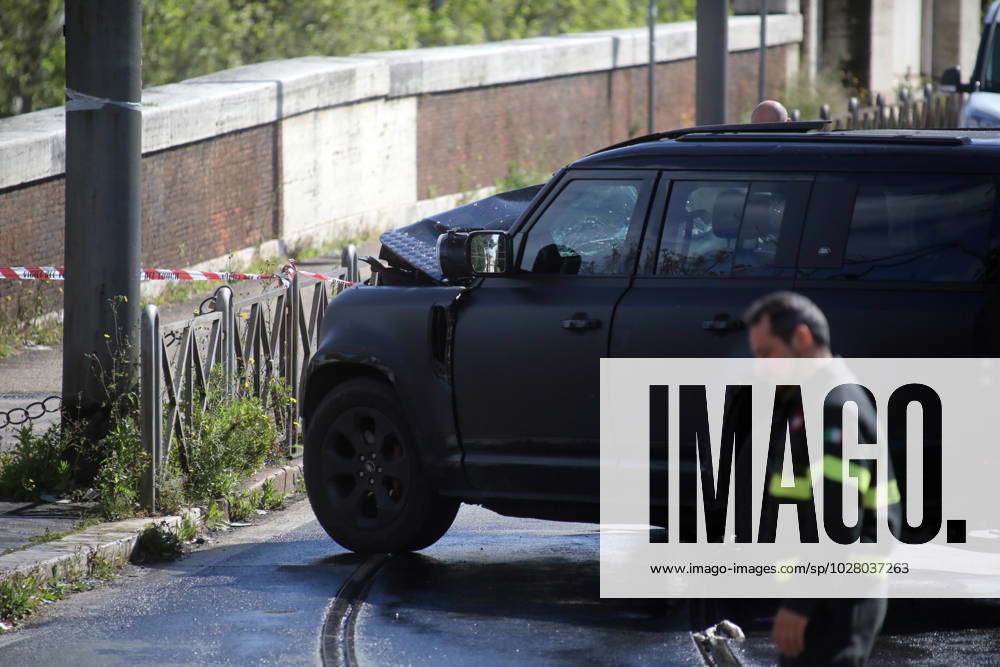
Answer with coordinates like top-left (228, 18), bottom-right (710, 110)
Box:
top-left (303, 285), bottom-right (466, 491)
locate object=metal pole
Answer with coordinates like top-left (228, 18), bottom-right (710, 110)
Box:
top-left (343, 244), bottom-right (359, 284)
top-left (758, 0), bottom-right (768, 102)
top-left (648, 0), bottom-right (657, 134)
top-left (140, 304), bottom-right (161, 513)
top-left (214, 286), bottom-right (234, 397)
top-left (285, 270), bottom-right (300, 455)
top-left (696, 0), bottom-right (729, 125)
top-left (63, 1), bottom-right (142, 453)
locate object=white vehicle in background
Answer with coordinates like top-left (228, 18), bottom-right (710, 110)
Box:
top-left (941, 0), bottom-right (1000, 127)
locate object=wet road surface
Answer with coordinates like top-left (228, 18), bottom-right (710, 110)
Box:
top-left (0, 498), bottom-right (997, 665)
top-left (0, 499), bottom-right (354, 665)
top-left (352, 508), bottom-right (702, 666)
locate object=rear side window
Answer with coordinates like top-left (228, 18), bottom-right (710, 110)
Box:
top-left (655, 180), bottom-right (809, 277)
top-left (832, 176), bottom-right (995, 282)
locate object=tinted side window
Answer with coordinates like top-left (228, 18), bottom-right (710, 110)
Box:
top-left (655, 180), bottom-right (809, 277)
top-left (519, 180), bottom-right (641, 275)
top-left (836, 176), bottom-right (994, 282)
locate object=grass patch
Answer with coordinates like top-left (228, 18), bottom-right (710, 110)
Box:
top-left (0, 283), bottom-right (63, 360)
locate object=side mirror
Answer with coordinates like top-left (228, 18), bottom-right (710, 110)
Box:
top-left (437, 230), bottom-right (511, 281)
top-left (468, 231), bottom-right (510, 276)
top-left (940, 66), bottom-right (966, 93)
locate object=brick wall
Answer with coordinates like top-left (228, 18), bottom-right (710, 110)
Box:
top-left (140, 126), bottom-right (277, 269)
top-left (417, 44), bottom-right (794, 198)
top-left (0, 14), bottom-right (803, 283)
top-left (0, 127), bottom-right (276, 272)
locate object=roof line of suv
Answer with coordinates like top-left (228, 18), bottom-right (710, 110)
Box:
top-left (588, 121), bottom-right (830, 156)
top-left (588, 121), bottom-right (1000, 158)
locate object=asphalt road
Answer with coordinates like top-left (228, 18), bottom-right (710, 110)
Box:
top-left (0, 499), bottom-right (997, 665)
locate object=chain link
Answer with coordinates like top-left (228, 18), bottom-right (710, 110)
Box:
top-left (163, 330), bottom-right (182, 348)
top-left (0, 395), bottom-right (61, 429)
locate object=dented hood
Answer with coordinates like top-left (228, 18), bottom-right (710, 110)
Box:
top-left (379, 184), bottom-right (544, 281)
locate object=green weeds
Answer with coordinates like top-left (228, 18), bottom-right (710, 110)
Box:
top-left (0, 548), bottom-right (123, 626)
top-left (132, 522), bottom-right (184, 564)
top-left (0, 283), bottom-right (62, 359)
top-left (495, 160), bottom-right (551, 192)
top-left (0, 426), bottom-right (72, 501)
top-left (181, 375), bottom-right (287, 504)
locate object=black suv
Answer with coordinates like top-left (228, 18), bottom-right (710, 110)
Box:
top-left (302, 122), bottom-right (1000, 553)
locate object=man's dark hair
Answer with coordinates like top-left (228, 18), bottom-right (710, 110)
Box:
top-left (743, 291), bottom-right (831, 349)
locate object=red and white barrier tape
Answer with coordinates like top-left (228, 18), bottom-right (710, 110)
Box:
top-left (293, 268), bottom-right (356, 287)
top-left (0, 264), bottom-right (357, 287)
top-left (0, 267), bottom-right (65, 281)
top-left (0, 266), bottom-right (284, 282)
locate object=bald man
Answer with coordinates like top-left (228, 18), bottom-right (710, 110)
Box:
top-left (751, 100), bottom-right (790, 123)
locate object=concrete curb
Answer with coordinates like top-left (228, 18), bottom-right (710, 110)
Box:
top-left (0, 457), bottom-right (303, 586)
top-left (214, 457), bottom-right (304, 521)
top-left (0, 511), bottom-right (200, 586)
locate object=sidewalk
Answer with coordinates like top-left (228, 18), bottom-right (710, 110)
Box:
top-left (0, 239), bottom-right (380, 563)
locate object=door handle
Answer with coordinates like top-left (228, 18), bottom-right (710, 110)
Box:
top-left (561, 314), bottom-right (601, 330)
top-left (702, 315), bottom-right (744, 332)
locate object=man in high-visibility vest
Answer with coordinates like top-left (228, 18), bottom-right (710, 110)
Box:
top-left (744, 291), bottom-right (902, 667)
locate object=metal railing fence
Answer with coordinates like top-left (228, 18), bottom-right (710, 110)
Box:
top-left (805, 85), bottom-right (963, 130)
top-left (140, 247), bottom-right (361, 511)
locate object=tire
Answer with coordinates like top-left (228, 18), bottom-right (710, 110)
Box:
top-left (304, 378), bottom-right (460, 554)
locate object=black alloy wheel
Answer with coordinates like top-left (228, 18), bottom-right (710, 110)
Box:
top-left (304, 378), bottom-right (460, 553)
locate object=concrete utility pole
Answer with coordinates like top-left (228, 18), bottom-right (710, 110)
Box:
top-left (63, 1), bottom-right (142, 452)
top-left (696, 0), bottom-right (728, 125)
top-left (758, 0), bottom-right (768, 102)
top-left (648, 0), bottom-right (657, 134)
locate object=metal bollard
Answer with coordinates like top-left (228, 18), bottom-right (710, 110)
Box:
top-left (213, 285), bottom-right (235, 397)
top-left (342, 244), bottom-right (359, 284)
top-left (819, 104), bottom-right (830, 121)
top-left (140, 304), bottom-right (162, 513)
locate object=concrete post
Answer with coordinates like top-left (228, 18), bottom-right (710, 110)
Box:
top-left (921, 0), bottom-right (935, 79)
top-left (759, 0), bottom-right (769, 102)
top-left (648, 0), bottom-right (657, 133)
top-left (697, 0), bottom-right (729, 125)
top-left (63, 1), bottom-right (142, 455)
top-left (932, 0), bottom-right (981, 83)
top-left (801, 0), bottom-right (819, 84)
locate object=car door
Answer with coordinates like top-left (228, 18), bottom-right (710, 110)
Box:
top-left (610, 173), bottom-right (812, 523)
top-left (452, 169), bottom-right (658, 502)
top-left (611, 172), bottom-right (813, 359)
top-left (793, 173), bottom-right (999, 357)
